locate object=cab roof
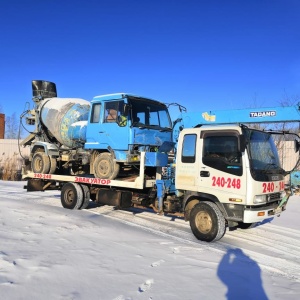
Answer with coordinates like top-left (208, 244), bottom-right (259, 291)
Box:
top-left (93, 93), bottom-right (154, 101)
top-left (92, 93), bottom-right (165, 106)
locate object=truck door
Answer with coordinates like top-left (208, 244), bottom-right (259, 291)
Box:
top-left (85, 100), bottom-right (129, 151)
top-left (175, 129), bottom-right (246, 198)
top-left (198, 130), bottom-right (246, 199)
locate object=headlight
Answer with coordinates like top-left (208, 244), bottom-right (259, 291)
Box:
top-left (253, 194), bottom-right (267, 204)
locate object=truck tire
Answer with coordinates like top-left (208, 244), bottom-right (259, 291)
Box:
top-left (190, 201), bottom-right (226, 242)
top-left (94, 153), bottom-right (120, 180)
top-left (79, 184), bottom-right (90, 209)
top-left (32, 152), bottom-right (51, 174)
top-left (49, 157), bottom-right (57, 174)
top-left (61, 182), bottom-right (83, 210)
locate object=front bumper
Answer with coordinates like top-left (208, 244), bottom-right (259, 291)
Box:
top-left (243, 204), bottom-right (286, 223)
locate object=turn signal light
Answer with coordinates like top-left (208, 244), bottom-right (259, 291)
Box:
top-left (229, 198), bottom-right (242, 202)
top-left (257, 212), bottom-right (265, 217)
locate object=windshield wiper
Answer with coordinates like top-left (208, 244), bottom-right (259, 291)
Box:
top-left (261, 164), bottom-right (286, 175)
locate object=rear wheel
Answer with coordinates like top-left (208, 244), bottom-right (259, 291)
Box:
top-left (61, 183), bottom-right (83, 209)
top-left (49, 157), bottom-right (57, 174)
top-left (32, 152), bottom-right (51, 173)
top-left (94, 152), bottom-right (120, 179)
top-left (79, 184), bottom-right (90, 209)
top-left (190, 201), bottom-right (226, 242)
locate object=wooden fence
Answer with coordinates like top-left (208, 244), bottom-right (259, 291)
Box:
top-left (0, 139), bottom-right (30, 180)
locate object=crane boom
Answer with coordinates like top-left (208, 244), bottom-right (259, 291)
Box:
top-left (176, 103), bottom-right (300, 129)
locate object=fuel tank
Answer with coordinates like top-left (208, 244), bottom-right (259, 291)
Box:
top-left (39, 98), bottom-right (90, 148)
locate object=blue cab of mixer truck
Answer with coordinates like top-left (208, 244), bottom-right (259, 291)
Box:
top-left (75, 93), bottom-right (173, 179)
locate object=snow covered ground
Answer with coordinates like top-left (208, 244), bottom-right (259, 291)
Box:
top-left (1, 180), bottom-right (300, 300)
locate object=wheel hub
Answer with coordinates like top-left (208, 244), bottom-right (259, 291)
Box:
top-left (195, 211), bottom-right (212, 233)
top-left (65, 190), bottom-right (74, 204)
top-left (99, 160), bottom-right (110, 176)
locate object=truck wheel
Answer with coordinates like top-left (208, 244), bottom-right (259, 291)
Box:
top-left (49, 157), bottom-right (57, 174)
top-left (190, 201), bottom-right (226, 242)
top-left (79, 184), bottom-right (90, 209)
top-left (32, 152), bottom-right (51, 174)
top-left (94, 153), bottom-right (120, 179)
top-left (61, 182), bottom-right (83, 209)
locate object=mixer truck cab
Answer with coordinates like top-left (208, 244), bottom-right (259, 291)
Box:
top-left (82, 93), bottom-right (172, 178)
top-left (21, 81), bottom-right (173, 180)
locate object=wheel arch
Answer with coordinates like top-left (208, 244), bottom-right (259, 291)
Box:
top-left (31, 142), bottom-right (59, 157)
top-left (183, 192), bottom-right (228, 221)
top-left (31, 145), bottom-right (46, 158)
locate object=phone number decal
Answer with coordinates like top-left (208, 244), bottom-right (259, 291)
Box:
top-left (212, 176), bottom-right (241, 189)
top-left (262, 181), bottom-right (285, 193)
top-left (34, 173), bottom-right (52, 179)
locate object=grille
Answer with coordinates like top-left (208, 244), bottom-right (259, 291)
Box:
top-left (268, 192), bottom-right (281, 202)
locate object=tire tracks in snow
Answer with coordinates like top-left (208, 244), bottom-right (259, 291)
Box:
top-left (88, 205), bottom-right (300, 282)
top-left (4, 186), bottom-right (300, 282)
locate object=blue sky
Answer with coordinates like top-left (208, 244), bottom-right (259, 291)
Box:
top-left (0, 0), bottom-right (299, 120)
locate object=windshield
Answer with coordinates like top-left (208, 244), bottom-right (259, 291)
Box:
top-left (245, 128), bottom-right (284, 179)
top-left (128, 97), bottom-right (172, 130)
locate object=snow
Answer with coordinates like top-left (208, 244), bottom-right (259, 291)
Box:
top-left (1, 181), bottom-right (300, 300)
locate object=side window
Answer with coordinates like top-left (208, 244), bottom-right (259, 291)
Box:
top-left (149, 111), bottom-right (159, 126)
top-left (202, 133), bottom-right (242, 176)
top-left (104, 102), bottom-right (119, 123)
top-left (136, 112), bottom-right (145, 124)
top-left (104, 101), bottom-right (127, 126)
top-left (91, 103), bottom-right (101, 123)
top-left (182, 134), bottom-right (196, 163)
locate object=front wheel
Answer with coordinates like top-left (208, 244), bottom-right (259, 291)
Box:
top-left (190, 201), bottom-right (226, 242)
top-left (61, 183), bottom-right (83, 209)
top-left (94, 153), bottom-right (120, 180)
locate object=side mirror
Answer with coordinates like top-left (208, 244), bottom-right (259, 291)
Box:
top-left (117, 115), bottom-right (127, 127)
top-left (294, 139), bottom-right (300, 153)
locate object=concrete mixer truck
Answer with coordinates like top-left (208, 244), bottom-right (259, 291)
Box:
top-left (21, 80), bottom-right (173, 180)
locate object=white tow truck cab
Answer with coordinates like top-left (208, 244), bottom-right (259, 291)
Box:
top-left (174, 124), bottom-right (289, 241)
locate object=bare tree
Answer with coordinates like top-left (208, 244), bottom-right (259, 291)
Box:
top-left (5, 112), bottom-right (19, 139)
top-left (248, 95), bottom-right (300, 171)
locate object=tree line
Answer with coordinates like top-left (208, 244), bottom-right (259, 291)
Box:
top-left (0, 104), bottom-right (20, 139)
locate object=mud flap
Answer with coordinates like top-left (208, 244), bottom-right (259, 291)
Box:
top-left (24, 179), bottom-right (46, 191)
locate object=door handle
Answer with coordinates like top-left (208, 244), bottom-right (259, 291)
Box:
top-left (200, 171), bottom-right (210, 177)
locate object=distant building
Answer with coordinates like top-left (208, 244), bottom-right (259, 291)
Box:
top-left (0, 114), bottom-right (4, 139)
